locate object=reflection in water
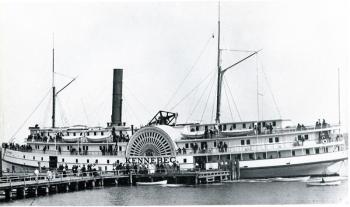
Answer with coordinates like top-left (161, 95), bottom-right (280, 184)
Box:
top-left (0, 180), bottom-right (348, 206)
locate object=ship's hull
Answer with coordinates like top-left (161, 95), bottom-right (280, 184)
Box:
top-left (2, 149), bottom-right (347, 178)
top-left (239, 159), bottom-right (345, 179)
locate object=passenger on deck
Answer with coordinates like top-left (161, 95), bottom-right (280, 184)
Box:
top-left (34, 168), bottom-right (39, 181)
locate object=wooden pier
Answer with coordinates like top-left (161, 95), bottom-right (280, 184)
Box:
top-left (0, 169), bottom-right (230, 201)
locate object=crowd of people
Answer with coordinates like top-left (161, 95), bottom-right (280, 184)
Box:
top-left (2, 143), bottom-right (32, 152)
top-left (315, 119), bottom-right (329, 129)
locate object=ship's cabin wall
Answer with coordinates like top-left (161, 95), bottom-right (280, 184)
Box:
top-left (179, 119), bottom-right (287, 132)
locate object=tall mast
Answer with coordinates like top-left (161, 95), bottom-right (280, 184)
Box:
top-left (215, 2), bottom-right (222, 124)
top-left (337, 68), bottom-right (341, 125)
top-left (52, 34), bottom-right (56, 128)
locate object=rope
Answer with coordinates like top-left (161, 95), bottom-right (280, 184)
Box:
top-left (223, 77), bottom-right (242, 121)
top-left (220, 49), bottom-right (257, 53)
top-left (210, 81), bottom-right (217, 123)
top-left (169, 70), bottom-right (214, 111)
top-left (200, 74), bottom-right (216, 123)
top-left (185, 74), bottom-right (215, 122)
top-left (223, 81), bottom-right (234, 121)
top-left (164, 35), bottom-right (214, 110)
top-left (9, 89), bottom-right (51, 142)
top-left (261, 65), bottom-right (282, 119)
top-left (125, 85), bottom-right (152, 117)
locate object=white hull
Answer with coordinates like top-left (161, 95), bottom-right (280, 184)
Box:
top-left (306, 181), bottom-right (341, 186)
top-left (136, 180), bottom-right (167, 185)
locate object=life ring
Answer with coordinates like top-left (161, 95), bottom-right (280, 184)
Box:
top-left (322, 139), bottom-right (328, 144)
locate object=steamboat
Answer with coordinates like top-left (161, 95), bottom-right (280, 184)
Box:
top-left (1, 8), bottom-right (348, 179)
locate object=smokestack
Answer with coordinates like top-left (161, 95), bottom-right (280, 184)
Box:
top-left (111, 69), bottom-right (123, 125)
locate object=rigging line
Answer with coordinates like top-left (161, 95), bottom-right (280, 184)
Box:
top-left (223, 77), bottom-right (242, 121)
top-left (54, 72), bottom-right (75, 80)
top-left (220, 49), bottom-right (257, 53)
top-left (9, 89), bottom-right (51, 142)
top-left (81, 99), bottom-right (90, 126)
top-left (169, 70), bottom-right (215, 111)
top-left (41, 96), bottom-right (51, 127)
top-left (200, 74), bottom-right (216, 123)
top-left (56, 97), bottom-right (69, 126)
top-left (223, 80), bottom-right (234, 122)
top-left (124, 96), bottom-right (142, 125)
top-left (261, 65), bottom-right (282, 119)
top-left (185, 74), bottom-right (215, 123)
top-left (210, 81), bottom-right (217, 123)
top-left (163, 35), bottom-right (214, 110)
top-left (124, 85), bottom-right (152, 116)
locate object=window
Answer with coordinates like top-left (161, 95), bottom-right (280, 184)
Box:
top-left (243, 123), bottom-right (246, 128)
top-left (263, 122), bottom-right (266, 127)
top-left (41, 157), bottom-right (43, 161)
top-left (275, 137), bottom-right (279, 142)
top-left (105, 166), bottom-right (107, 171)
top-left (195, 126), bottom-right (199, 131)
top-left (83, 146), bottom-right (85, 150)
top-left (247, 140), bottom-right (251, 145)
top-left (273, 121), bottom-right (276, 126)
top-left (185, 143), bottom-right (189, 148)
top-left (269, 138), bottom-right (273, 143)
top-left (315, 148), bottom-right (319, 154)
top-left (214, 142), bottom-right (217, 147)
top-left (119, 146), bottom-right (122, 151)
top-left (223, 125), bottom-right (227, 131)
top-left (76, 159), bottom-right (78, 163)
top-left (107, 160), bottom-right (110, 164)
top-left (183, 158), bottom-right (187, 163)
top-left (233, 124), bottom-right (236, 129)
top-left (94, 132), bottom-right (97, 136)
top-left (86, 146), bottom-right (89, 150)
top-left (87, 132), bottom-right (90, 136)
top-left (292, 151), bottom-right (295, 156)
top-left (67, 146), bottom-right (70, 150)
top-left (116, 160), bottom-right (119, 164)
top-left (33, 156), bottom-right (35, 160)
top-left (95, 159), bottom-right (98, 163)
top-left (304, 134), bottom-right (309, 140)
top-left (62, 158), bottom-right (65, 162)
top-left (73, 132), bottom-right (76, 136)
top-left (306, 149), bottom-right (310, 155)
top-left (101, 131), bottom-right (104, 136)
top-left (87, 159), bottom-right (89, 163)
top-left (67, 132), bottom-right (69, 136)
top-left (23, 155), bottom-right (25, 159)
top-left (241, 140), bottom-right (245, 145)
top-left (47, 146), bottom-right (49, 150)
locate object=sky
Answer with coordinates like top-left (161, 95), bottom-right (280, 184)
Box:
top-left (0, 0), bottom-right (349, 143)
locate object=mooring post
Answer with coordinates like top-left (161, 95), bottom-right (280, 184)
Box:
top-left (65, 184), bottom-right (69, 192)
top-left (129, 173), bottom-right (133, 185)
top-left (5, 189), bottom-right (12, 200)
top-left (92, 180), bottom-right (95, 188)
top-left (34, 187), bottom-right (38, 197)
top-left (45, 186), bottom-right (49, 195)
top-left (115, 179), bottom-right (118, 185)
top-left (75, 182), bottom-right (79, 191)
top-left (84, 181), bottom-right (87, 189)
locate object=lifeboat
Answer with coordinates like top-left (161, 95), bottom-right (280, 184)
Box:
top-left (221, 128), bottom-right (254, 137)
top-left (62, 136), bottom-right (82, 143)
top-left (181, 130), bottom-right (205, 139)
top-left (86, 134), bottom-right (111, 143)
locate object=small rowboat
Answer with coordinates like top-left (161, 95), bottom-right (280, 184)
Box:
top-left (136, 180), bottom-right (167, 186)
top-left (306, 181), bottom-right (341, 187)
top-left (270, 176), bottom-right (310, 182)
